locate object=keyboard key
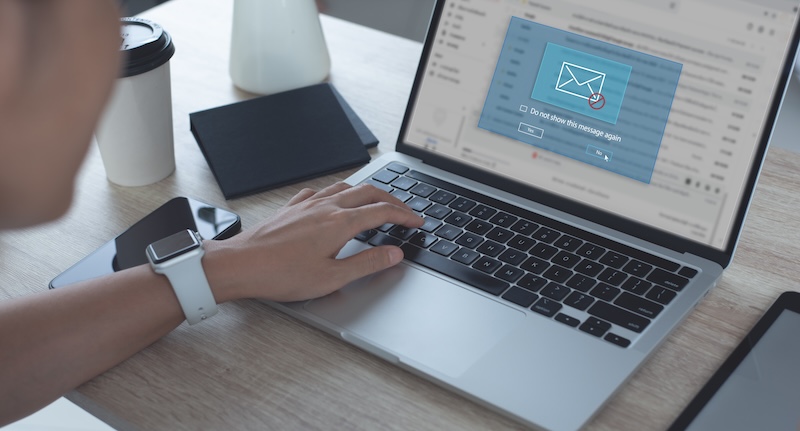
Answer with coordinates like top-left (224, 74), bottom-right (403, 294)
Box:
top-left (508, 235), bottom-right (536, 252)
top-left (452, 249), bottom-right (480, 265)
top-left (472, 256), bottom-right (502, 274)
top-left (604, 333), bottom-right (631, 348)
top-left (419, 217), bottom-right (443, 232)
top-left (390, 176), bottom-right (417, 191)
top-left (588, 301), bottom-right (650, 333)
top-left (510, 220), bottom-right (539, 235)
top-left (520, 256), bottom-right (550, 274)
top-left (388, 225), bottom-right (416, 240)
top-left (465, 219), bottom-right (493, 235)
top-left (530, 243), bottom-right (558, 259)
top-left (410, 182), bottom-right (436, 198)
top-left (574, 259), bottom-right (604, 277)
top-left (490, 212), bottom-right (518, 228)
top-left (498, 249), bottom-right (526, 265)
top-left (554, 235), bottom-right (583, 252)
top-left (430, 240), bottom-right (458, 257)
top-left (355, 229), bottom-right (377, 242)
top-left (502, 287), bottom-right (539, 308)
top-left (678, 266), bottom-right (699, 278)
top-left (469, 205), bottom-right (497, 220)
top-left (590, 283), bottom-right (621, 302)
top-left (576, 243), bottom-right (606, 260)
top-left (390, 189), bottom-right (413, 202)
top-left (599, 251), bottom-right (629, 269)
top-left (542, 265), bottom-right (572, 283)
top-left (449, 197), bottom-right (476, 212)
top-left (551, 251), bottom-right (581, 268)
top-left (647, 268), bottom-right (690, 291)
top-left (532, 227), bottom-right (561, 243)
top-left (377, 223), bottom-right (393, 232)
top-left (579, 317), bottom-right (611, 337)
top-left (564, 291), bottom-right (594, 311)
top-left (372, 170), bottom-right (399, 184)
top-left (566, 274), bottom-right (596, 293)
top-left (614, 292), bottom-right (664, 319)
top-left (423, 203), bottom-right (452, 219)
top-left (444, 211), bottom-right (471, 227)
top-left (486, 227), bottom-right (514, 243)
top-left (555, 313), bottom-right (581, 328)
top-left (400, 244), bottom-right (508, 296)
top-left (407, 197), bottom-right (432, 212)
top-left (598, 268), bottom-right (628, 286)
top-left (368, 233), bottom-right (403, 247)
top-left (621, 277), bottom-right (652, 295)
top-left (435, 225), bottom-right (462, 241)
top-left (476, 240), bottom-right (505, 257)
top-left (517, 274), bottom-right (548, 292)
top-left (531, 297), bottom-right (562, 317)
top-left (645, 285), bottom-right (677, 305)
top-left (623, 260), bottom-right (653, 277)
top-left (541, 282), bottom-right (571, 301)
top-left (496, 266), bottom-right (525, 283)
top-left (429, 190), bottom-right (456, 205)
top-left (408, 232), bottom-right (438, 249)
top-left (386, 163), bottom-right (409, 174)
top-left (455, 232), bottom-right (483, 249)
top-left (365, 180), bottom-right (392, 193)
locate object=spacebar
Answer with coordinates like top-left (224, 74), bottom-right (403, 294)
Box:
top-left (399, 244), bottom-right (509, 296)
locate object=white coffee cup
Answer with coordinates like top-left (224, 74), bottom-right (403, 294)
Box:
top-left (229, 0), bottom-right (331, 95)
top-left (96, 18), bottom-right (176, 187)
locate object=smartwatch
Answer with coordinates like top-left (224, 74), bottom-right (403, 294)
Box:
top-left (146, 229), bottom-right (218, 324)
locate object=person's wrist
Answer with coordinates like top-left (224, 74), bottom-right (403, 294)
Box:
top-left (202, 239), bottom-right (250, 303)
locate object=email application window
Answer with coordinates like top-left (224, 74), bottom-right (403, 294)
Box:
top-left (532, 43), bottom-right (630, 125)
top-left (478, 17), bottom-right (682, 183)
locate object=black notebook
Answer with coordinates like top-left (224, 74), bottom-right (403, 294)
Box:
top-left (190, 83), bottom-right (374, 199)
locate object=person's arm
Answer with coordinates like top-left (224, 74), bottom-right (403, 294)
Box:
top-left (0, 182), bottom-right (423, 426)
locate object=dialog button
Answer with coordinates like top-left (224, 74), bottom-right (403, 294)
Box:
top-left (586, 145), bottom-right (613, 162)
top-left (518, 122), bottom-right (544, 139)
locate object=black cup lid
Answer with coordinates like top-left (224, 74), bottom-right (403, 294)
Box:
top-left (119, 17), bottom-right (175, 77)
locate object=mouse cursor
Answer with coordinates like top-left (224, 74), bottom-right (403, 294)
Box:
top-left (604, 155), bottom-right (609, 162)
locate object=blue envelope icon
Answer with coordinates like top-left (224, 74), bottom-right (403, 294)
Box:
top-left (556, 62), bottom-right (605, 102)
top-left (531, 43), bottom-right (632, 124)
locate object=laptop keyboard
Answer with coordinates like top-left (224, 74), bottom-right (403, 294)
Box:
top-left (354, 162), bottom-right (699, 348)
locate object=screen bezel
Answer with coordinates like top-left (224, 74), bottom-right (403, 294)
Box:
top-left (395, 0), bottom-right (800, 268)
top-left (667, 290), bottom-right (800, 430)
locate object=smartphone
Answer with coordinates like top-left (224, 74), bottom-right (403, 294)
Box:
top-left (49, 197), bottom-right (241, 289)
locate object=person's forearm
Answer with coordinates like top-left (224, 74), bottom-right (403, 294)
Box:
top-left (0, 265), bottom-right (185, 426)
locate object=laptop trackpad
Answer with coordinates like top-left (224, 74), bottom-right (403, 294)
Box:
top-left (304, 264), bottom-right (525, 378)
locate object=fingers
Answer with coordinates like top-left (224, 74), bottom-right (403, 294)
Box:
top-left (286, 187), bottom-right (317, 206)
top-left (335, 245), bottom-right (404, 284)
top-left (329, 183), bottom-right (410, 209)
top-left (349, 201), bottom-right (424, 231)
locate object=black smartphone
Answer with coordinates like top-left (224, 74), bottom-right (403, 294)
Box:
top-left (49, 197), bottom-right (241, 289)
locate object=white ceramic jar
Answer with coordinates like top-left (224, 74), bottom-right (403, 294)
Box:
top-left (229, 0), bottom-right (331, 95)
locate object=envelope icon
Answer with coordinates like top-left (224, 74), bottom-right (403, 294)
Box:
top-left (555, 62), bottom-right (605, 102)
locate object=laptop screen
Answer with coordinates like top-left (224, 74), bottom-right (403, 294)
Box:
top-left (400, 0), bottom-right (799, 254)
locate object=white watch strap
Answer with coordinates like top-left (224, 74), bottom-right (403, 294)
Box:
top-left (161, 252), bottom-right (218, 325)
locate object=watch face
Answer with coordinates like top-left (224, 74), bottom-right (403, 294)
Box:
top-left (148, 229), bottom-right (201, 264)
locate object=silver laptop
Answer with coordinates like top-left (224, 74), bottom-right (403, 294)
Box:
top-left (269, 1), bottom-right (800, 429)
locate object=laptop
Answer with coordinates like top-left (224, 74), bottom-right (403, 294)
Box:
top-left (269, 1), bottom-right (800, 429)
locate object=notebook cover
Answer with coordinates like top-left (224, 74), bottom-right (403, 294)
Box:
top-left (190, 83), bottom-right (372, 199)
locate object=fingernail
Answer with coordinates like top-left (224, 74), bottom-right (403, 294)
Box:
top-left (388, 247), bottom-right (404, 265)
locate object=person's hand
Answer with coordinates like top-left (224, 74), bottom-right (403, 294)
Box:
top-left (205, 182), bottom-right (424, 303)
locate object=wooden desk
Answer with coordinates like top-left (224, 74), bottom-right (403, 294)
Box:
top-left (1, 0), bottom-right (799, 429)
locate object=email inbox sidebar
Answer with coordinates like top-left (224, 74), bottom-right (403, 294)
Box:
top-left (478, 17), bottom-right (682, 184)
